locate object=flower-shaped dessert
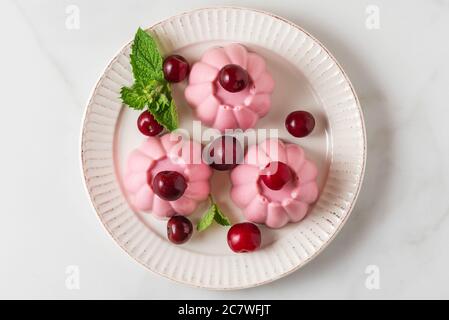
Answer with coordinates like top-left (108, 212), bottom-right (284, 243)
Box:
top-left (230, 139), bottom-right (319, 228)
top-left (123, 133), bottom-right (212, 218)
top-left (185, 43), bottom-right (275, 131)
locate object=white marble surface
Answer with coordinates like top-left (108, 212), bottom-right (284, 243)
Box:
top-left (0, 0), bottom-right (448, 299)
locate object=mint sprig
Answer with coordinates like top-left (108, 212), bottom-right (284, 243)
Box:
top-left (197, 196), bottom-right (232, 232)
top-left (121, 28), bottom-right (178, 131)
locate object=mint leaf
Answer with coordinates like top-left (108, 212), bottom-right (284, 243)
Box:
top-left (197, 197), bottom-right (232, 232)
top-left (197, 205), bottom-right (216, 232)
top-left (120, 80), bottom-right (161, 110)
top-left (130, 28), bottom-right (164, 82)
top-left (121, 28), bottom-right (179, 131)
top-left (214, 206), bottom-right (231, 226)
top-left (120, 86), bottom-right (146, 110)
top-left (152, 87), bottom-right (178, 131)
top-left (144, 83), bottom-right (178, 132)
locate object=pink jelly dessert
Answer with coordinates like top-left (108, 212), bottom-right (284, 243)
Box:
top-left (230, 139), bottom-right (319, 228)
top-left (123, 133), bottom-right (212, 218)
top-left (185, 43), bottom-right (275, 131)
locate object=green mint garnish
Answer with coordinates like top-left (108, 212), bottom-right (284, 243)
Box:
top-left (120, 28), bottom-right (178, 131)
top-left (130, 28), bottom-right (164, 82)
top-left (197, 196), bottom-right (232, 232)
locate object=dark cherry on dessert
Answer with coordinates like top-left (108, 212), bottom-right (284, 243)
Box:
top-left (218, 64), bottom-right (250, 93)
top-left (227, 222), bottom-right (261, 253)
top-left (163, 55), bottom-right (190, 83)
top-left (167, 216), bottom-right (193, 244)
top-left (152, 171), bottom-right (187, 201)
top-left (285, 111), bottom-right (316, 138)
top-left (208, 136), bottom-right (243, 171)
top-left (260, 161), bottom-right (292, 191)
top-left (137, 111), bottom-right (164, 136)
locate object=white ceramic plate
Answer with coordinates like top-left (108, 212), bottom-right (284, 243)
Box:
top-left (81, 7), bottom-right (366, 290)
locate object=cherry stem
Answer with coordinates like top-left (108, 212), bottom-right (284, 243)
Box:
top-left (208, 194), bottom-right (214, 205)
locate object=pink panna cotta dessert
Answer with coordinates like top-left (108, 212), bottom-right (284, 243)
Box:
top-left (123, 133), bottom-right (212, 218)
top-left (230, 139), bottom-right (319, 229)
top-left (184, 43), bottom-right (275, 131)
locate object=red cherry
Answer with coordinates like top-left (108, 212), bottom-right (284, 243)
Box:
top-left (167, 216), bottom-right (193, 244)
top-left (163, 55), bottom-right (190, 83)
top-left (218, 64), bottom-right (250, 93)
top-left (208, 136), bottom-right (243, 171)
top-left (151, 171), bottom-right (187, 201)
top-left (137, 111), bottom-right (163, 136)
top-left (285, 111), bottom-right (315, 138)
top-left (227, 223), bottom-right (261, 253)
top-left (260, 161), bottom-right (292, 190)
